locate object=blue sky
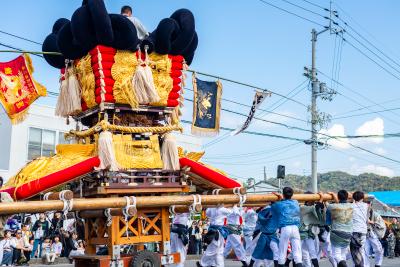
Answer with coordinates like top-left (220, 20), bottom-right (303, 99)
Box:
top-left (1, 0), bottom-right (400, 183)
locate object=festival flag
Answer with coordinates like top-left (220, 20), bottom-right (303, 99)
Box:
top-left (191, 74), bottom-right (222, 136)
top-left (0, 54), bottom-right (46, 124)
top-left (231, 90), bottom-right (271, 135)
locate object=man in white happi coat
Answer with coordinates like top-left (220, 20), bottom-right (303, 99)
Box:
top-left (170, 212), bottom-right (190, 267)
top-left (243, 208), bottom-right (258, 258)
top-left (223, 205), bottom-right (248, 266)
top-left (197, 205), bottom-right (232, 267)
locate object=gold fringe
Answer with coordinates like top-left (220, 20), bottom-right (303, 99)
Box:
top-left (9, 108), bottom-right (29, 125)
top-left (23, 53), bottom-right (47, 97)
top-left (75, 55), bottom-right (96, 108)
top-left (113, 134), bottom-right (163, 169)
top-left (112, 50), bottom-right (139, 108)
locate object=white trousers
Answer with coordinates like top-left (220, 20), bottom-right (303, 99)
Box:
top-left (278, 225), bottom-right (302, 264)
top-left (331, 244), bottom-right (349, 264)
top-left (364, 236), bottom-right (383, 267)
top-left (244, 234), bottom-right (253, 258)
top-left (170, 232), bottom-right (186, 267)
top-left (253, 240), bottom-right (279, 267)
top-left (223, 234), bottom-right (247, 261)
top-left (200, 236), bottom-right (225, 267)
top-left (318, 231), bottom-right (336, 267)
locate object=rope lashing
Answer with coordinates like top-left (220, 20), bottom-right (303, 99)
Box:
top-left (189, 194), bottom-right (202, 214)
top-left (212, 189), bottom-right (221, 195)
top-left (43, 192), bottom-right (52, 201)
top-left (233, 187), bottom-right (246, 209)
top-left (104, 208), bottom-right (112, 226)
top-left (169, 205), bottom-right (176, 216)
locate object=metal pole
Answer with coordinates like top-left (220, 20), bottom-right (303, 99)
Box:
top-left (311, 29), bottom-right (318, 193)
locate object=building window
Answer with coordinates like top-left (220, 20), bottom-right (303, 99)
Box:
top-left (28, 128), bottom-right (56, 160)
top-left (58, 132), bottom-right (72, 144)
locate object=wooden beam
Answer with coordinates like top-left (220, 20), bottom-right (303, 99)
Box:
top-left (0, 193), bottom-right (359, 215)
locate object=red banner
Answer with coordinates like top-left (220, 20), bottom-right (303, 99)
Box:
top-left (0, 54), bottom-right (46, 123)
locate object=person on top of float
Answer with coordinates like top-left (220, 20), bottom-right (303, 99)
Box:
top-left (120, 5), bottom-right (149, 40)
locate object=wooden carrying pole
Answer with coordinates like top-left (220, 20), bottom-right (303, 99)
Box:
top-left (79, 207), bottom-right (137, 219)
top-left (171, 204), bottom-right (202, 214)
top-left (206, 187), bottom-right (247, 195)
top-left (44, 190), bottom-right (74, 200)
top-left (0, 193), bottom-right (355, 215)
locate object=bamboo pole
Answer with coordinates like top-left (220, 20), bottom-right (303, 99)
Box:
top-left (0, 193), bottom-right (355, 215)
top-left (79, 207), bottom-right (136, 219)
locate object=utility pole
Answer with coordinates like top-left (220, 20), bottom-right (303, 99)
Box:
top-left (305, 4), bottom-right (340, 193)
top-left (311, 29), bottom-right (318, 193)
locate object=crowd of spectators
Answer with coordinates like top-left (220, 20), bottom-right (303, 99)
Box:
top-left (0, 212), bottom-right (85, 265)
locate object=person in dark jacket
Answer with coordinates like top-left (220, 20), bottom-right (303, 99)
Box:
top-left (50, 212), bottom-right (64, 237)
top-left (188, 221), bottom-right (202, 254)
top-left (31, 213), bottom-right (49, 258)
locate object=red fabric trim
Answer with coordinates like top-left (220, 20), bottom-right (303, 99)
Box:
top-left (168, 91), bottom-right (180, 100)
top-left (96, 95), bottom-right (115, 103)
top-left (95, 78), bottom-right (115, 88)
top-left (95, 86), bottom-right (114, 95)
top-left (91, 53), bottom-right (115, 64)
top-left (170, 85), bottom-right (182, 93)
top-left (173, 77), bottom-right (182, 86)
top-left (169, 55), bottom-right (184, 63)
top-left (89, 45), bottom-right (116, 55)
top-left (167, 99), bottom-right (179, 107)
top-left (179, 157), bottom-right (241, 188)
top-left (170, 70), bottom-right (182, 78)
top-left (92, 62), bottom-right (113, 71)
top-left (11, 157), bottom-right (100, 200)
top-left (93, 69), bottom-right (112, 78)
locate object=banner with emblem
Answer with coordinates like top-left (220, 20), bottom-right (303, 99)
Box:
top-left (191, 74), bottom-right (222, 137)
top-left (0, 54), bottom-right (46, 124)
top-left (231, 90), bottom-right (271, 136)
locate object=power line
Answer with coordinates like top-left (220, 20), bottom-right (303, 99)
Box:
top-left (185, 86), bottom-right (308, 123)
top-left (188, 69), bottom-right (308, 108)
top-left (277, 0), bottom-right (327, 18)
top-left (0, 30), bottom-right (42, 46)
top-left (180, 119), bottom-right (306, 142)
top-left (298, 0), bottom-right (328, 11)
top-left (335, 97), bottom-right (400, 117)
top-left (332, 107), bottom-right (400, 120)
top-left (317, 70), bottom-right (400, 126)
top-left (0, 42), bottom-right (44, 58)
top-left (341, 36), bottom-right (400, 81)
top-left (257, 0), bottom-right (326, 27)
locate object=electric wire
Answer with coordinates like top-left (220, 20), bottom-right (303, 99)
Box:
top-left (188, 69), bottom-right (308, 108)
top-left (335, 97), bottom-right (400, 117)
top-left (332, 107), bottom-right (400, 120)
top-left (0, 42), bottom-right (44, 58)
top-left (298, 0), bottom-right (328, 11)
top-left (0, 30), bottom-right (42, 46)
top-left (276, 0), bottom-right (327, 18)
top-left (257, 0), bottom-right (326, 27)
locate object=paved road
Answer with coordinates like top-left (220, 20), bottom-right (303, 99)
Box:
top-left (184, 258), bottom-right (400, 267)
top-left (29, 258), bottom-right (400, 267)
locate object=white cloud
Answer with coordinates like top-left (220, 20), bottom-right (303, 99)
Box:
top-left (319, 124), bottom-right (350, 149)
top-left (349, 157), bottom-right (356, 162)
top-left (355, 117), bottom-right (384, 144)
top-left (350, 163), bottom-right (394, 177)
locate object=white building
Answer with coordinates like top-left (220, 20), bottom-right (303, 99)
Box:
top-left (0, 104), bottom-right (202, 181)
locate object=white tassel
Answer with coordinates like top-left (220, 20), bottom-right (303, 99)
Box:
top-left (143, 64), bottom-right (160, 103)
top-left (96, 130), bottom-right (119, 171)
top-left (132, 64), bottom-right (150, 104)
top-left (55, 66), bottom-right (82, 117)
top-left (161, 133), bottom-right (180, 171)
top-left (132, 48), bottom-right (160, 104)
top-left (55, 70), bottom-right (69, 117)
